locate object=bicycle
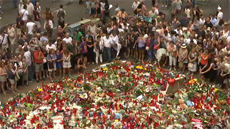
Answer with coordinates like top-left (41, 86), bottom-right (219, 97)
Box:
top-left (197, 0), bottom-right (211, 6)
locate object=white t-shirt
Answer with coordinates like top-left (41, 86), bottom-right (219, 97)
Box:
top-left (44, 20), bottom-right (53, 29)
top-left (217, 12), bottom-right (223, 20)
top-left (100, 2), bottom-right (105, 11)
top-left (102, 36), bottom-right (112, 48)
top-left (1, 34), bottom-right (8, 45)
top-left (216, 11), bottom-right (223, 26)
top-left (46, 44), bottom-right (57, 52)
top-left (63, 37), bottom-right (73, 44)
top-left (185, 8), bottom-right (191, 18)
top-left (110, 35), bottom-right (119, 44)
top-left (26, 22), bottom-right (35, 35)
top-left (24, 51), bottom-right (32, 66)
top-left (20, 9), bottom-right (29, 21)
top-left (132, 1), bottom-right (139, 10)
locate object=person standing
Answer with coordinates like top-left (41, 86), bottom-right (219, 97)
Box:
top-left (167, 41), bottom-right (177, 70)
top-left (0, 61), bottom-right (7, 95)
top-left (132, 0), bottom-right (140, 11)
top-left (26, 0), bottom-right (34, 17)
top-left (33, 7), bottom-right (41, 32)
top-left (18, 0), bottom-right (24, 13)
top-left (7, 24), bottom-right (17, 52)
top-left (44, 17), bottom-right (54, 38)
top-left (7, 63), bottom-right (19, 93)
top-left (0, 31), bottom-right (9, 52)
top-left (33, 46), bottom-right (44, 82)
top-left (57, 4), bottom-right (66, 28)
top-left (26, 17), bottom-right (35, 42)
top-left (216, 6), bottom-right (223, 26)
top-left (24, 47), bottom-right (33, 82)
top-left (20, 5), bottom-right (29, 27)
top-left (62, 47), bottom-right (71, 77)
top-left (94, 36), bottom-right (103, 64)
top-left (46, 49), bottom-right (57, 82)
top-left (67, 40), bottom-right (77, 69)
top-left (102, 33), bottom-right (112, 62)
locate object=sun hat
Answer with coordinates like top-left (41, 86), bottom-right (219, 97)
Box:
top-left (181, 43), bottom-right (187, 49)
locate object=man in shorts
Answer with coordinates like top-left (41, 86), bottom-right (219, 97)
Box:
top-left (33, 46), bottom-right (44, 82)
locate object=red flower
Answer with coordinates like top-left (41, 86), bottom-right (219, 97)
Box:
top-left (154, 122), bottom-right (160, 127)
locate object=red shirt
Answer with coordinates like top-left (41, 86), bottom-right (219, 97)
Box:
top-left (34, 50), bottom-right (44, 64)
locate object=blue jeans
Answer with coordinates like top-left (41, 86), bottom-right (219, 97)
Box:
top-left (103, 47), bottom-right (111, 62)
top-left (28, 65), bottom-right (35, 81)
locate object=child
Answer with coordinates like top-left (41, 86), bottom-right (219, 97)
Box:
top-left (22, 56), bottom-right (28, 86)
top-left (56, 50), bottom-right (63, 77)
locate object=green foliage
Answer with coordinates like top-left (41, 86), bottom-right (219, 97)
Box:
top-left (83, 83), bottom-right (92, 91)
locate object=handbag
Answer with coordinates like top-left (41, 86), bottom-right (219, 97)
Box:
top-left (179, 62), bottom-right (184, 68)
top-left (188, 63), bottom-right (194, 69)
top-left (48, 55), bottom-right (54, 69)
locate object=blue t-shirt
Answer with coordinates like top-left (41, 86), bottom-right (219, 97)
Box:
top-left (46, 54), bottom-right (57, 62)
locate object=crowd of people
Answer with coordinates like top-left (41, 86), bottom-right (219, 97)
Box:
top-left (0, 0), bottom-right (229, 103)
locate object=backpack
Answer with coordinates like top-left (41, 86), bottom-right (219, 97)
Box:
top-left (57, 9), bottom-right (65, 19)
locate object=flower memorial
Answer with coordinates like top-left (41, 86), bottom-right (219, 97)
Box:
top-left (0, 60), bottom-right (229, 128)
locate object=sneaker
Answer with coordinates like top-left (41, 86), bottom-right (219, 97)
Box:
top-left (174, 67), bottom-right (176, 71)
top-left (0, 17), bottom-right (2, 20)
top-left (165, 5), bottom-right (167, 8)
top-left (169, 67), bottom-right (172, 70)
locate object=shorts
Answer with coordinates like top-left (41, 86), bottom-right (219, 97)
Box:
top-left (138, 46), bottom-right (146, 50)
top-left (63, 61), bottom-right (71, 69)
top-left (9, 79), bottom-right (15, 85)
top-left (35, 63), bottom-right (44, 72)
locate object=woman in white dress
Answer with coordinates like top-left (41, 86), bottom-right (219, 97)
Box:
top-left (188, 47), bottom-right (198, 78)
top-left (62, 47), bottom-right (71, 77)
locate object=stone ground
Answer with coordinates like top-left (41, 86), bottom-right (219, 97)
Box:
top-left (0, 0), bottom-right (229, 102)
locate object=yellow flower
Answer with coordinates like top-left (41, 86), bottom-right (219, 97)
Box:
top-left (136, 66), bottom-right (143, 70)
top-left (194, 79), bottom-right (197, 82)
top-left (214, 88), bottom-right (219, 92)
top-left (38, 88), bottom-right (43, 92)
top-left (115, 120), bottom-right (119, 123)
top-left (103, 68), bottom-right (108, 71)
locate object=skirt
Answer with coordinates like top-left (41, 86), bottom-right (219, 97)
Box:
top-left (0, 75), bottom-right (6, 82)
top-left (56, 62), bottom-right (62, 69)
top-left (63, 61), bottom-right (71, 68)
top-left (9, 79), bottom-right (15, 85)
